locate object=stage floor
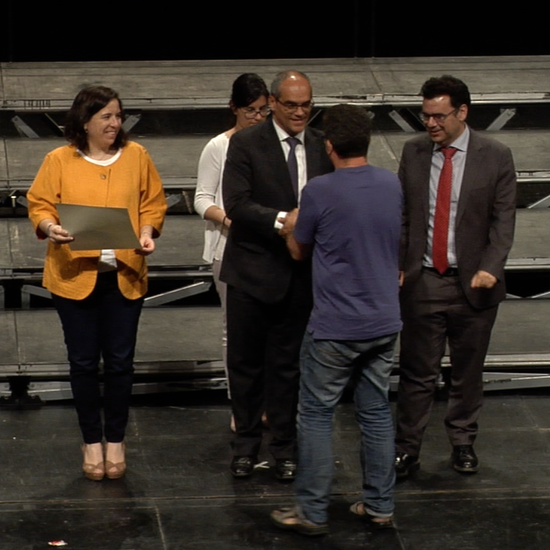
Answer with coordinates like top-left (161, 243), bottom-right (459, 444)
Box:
top-left (0, 390), bottom-right (547, 549)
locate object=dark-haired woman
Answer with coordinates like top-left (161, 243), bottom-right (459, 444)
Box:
top-left (27, 86), bottom-right (167, 480)
top-left (194, 74), bottom-right (269, 431)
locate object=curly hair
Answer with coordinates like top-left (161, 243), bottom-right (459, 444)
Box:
top-left (323, 104), bottom-right (372, 158)
top-left (420, 75), bottom-right (471, 108)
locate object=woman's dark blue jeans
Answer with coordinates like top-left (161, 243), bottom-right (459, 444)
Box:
top-left (52, 271), bottom-right (144, 444)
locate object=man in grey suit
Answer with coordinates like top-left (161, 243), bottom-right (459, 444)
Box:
top-left (395, 75), bottom-right (516, 478)
top-left (221, 70), bottom-right (332, 479)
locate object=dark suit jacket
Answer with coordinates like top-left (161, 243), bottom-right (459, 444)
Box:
top-left (399, 128), bottom-right (516, 310)
top-left (221, 117), bottom-right (333, 304)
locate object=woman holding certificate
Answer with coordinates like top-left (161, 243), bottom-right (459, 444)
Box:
top-left (27, 86), bottom-right (167, 481)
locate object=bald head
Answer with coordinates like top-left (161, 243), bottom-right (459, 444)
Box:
top-left (270, 70), bottom-right (311, 98)
top-left (269, 70), bottom-right (313, 136)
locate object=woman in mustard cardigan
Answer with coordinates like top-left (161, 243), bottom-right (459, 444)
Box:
top-left (27, 86), bottom-right (167, 481)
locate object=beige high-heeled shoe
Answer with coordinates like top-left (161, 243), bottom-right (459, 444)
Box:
top-left (105, 442), bottom-right (126, 480)
top-left (81, 443), bottom-right (105, 481)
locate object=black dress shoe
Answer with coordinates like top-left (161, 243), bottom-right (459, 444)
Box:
top-left (395, 452), bottom-right (420, 479)
top-left (230, 456), bottom-right (255, 478)
top-left (452, 445), bottom-right (478, 473)
top-left (275, 459), bottom-right (297, 481)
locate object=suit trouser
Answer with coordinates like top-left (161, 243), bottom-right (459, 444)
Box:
top-left (226, 280), bottom-right (311, 460)
top-left (395, 268), bottom-right (498, 457)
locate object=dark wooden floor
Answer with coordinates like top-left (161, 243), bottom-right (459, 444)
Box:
top-left (0, 390), bottom-right (548, 550)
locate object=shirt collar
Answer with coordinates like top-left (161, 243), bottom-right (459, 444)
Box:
top-left (272, 118), bottom-right (306, 144)
top-left (432, 124), bottom-right (470, 153)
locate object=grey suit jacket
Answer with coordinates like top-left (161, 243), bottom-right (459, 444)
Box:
top-left (399, 128), bottom-right (516, 309)
top-left (221, 117), bottom-right (333, 303)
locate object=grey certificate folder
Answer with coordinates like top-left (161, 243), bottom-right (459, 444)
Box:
top-left (56, 203), bottom-right (141, 251)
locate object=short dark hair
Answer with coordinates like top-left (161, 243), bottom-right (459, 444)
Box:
top-left (230, 73), bottom-right (268, 108)
top-left (323, 104), bottom-right (372, 159)
top-left (65, 86), bottom-right (127, 151)
top-left (420, 75), bottom-right (471, 108)
top-left (270, 70), bottom-right (310, 98)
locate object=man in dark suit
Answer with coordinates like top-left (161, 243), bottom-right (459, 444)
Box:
top-left (395, 75), bottom-right (516, 478)
top-left (221, 70), bottom-right (333, 479)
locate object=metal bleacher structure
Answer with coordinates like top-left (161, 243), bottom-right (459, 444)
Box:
top-left (1, 56), bottom-right (550, 402)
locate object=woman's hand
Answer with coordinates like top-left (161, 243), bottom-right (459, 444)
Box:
top-left (40, 220), bottom-right (74, 244)
top-left (137, 225), bottom-right (155, 255)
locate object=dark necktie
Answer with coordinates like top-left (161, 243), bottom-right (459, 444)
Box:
top-left (433, 147), bottom-right (457, 274)
top-left (286, 137), bottom-right (301, 198)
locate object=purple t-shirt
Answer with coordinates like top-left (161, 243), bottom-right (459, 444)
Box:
top-left (295, 164), bottom-right (403, 340)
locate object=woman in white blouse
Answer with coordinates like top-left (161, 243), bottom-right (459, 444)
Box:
top-left (194, 74), bottom-right (269, 429)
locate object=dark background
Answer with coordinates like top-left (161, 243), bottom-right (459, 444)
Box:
top-left (1, 2), bottom-right (548, 62)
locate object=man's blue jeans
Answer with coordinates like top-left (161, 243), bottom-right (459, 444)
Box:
top-left (295, 330), bottom-right (397, 525)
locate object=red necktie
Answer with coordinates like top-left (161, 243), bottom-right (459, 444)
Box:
top-left (432, 147), bottom-right (457, 274)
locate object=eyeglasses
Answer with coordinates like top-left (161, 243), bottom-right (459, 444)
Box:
top-left (242, 106), bottom-right (271, 119)
top-left (275, 98), bottom-right (314, 112)
top-left (418, 108), bottom-right (458, 124)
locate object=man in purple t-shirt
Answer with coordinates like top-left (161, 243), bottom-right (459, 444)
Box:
top-left (271, 104), bottom-right (403, 536)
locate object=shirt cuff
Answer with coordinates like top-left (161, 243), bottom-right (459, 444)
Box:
top-left (274, 211), bottom-right (287, 230)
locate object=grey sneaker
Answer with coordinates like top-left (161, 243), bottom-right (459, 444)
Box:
top-left (271, 506), bottom-right (328, 536)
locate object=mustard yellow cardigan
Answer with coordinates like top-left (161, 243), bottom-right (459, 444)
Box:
top-left (27, 142), bottom-right (167, 300)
